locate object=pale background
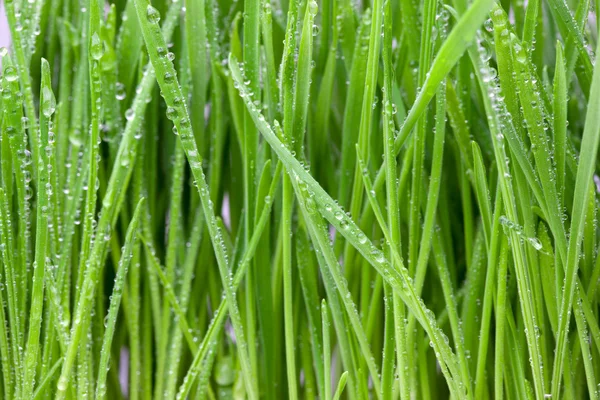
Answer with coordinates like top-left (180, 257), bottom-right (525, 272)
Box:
top-left (1, 3), bottom-right (9, 66)
top-left (1, 3), bottom-right (9, 49)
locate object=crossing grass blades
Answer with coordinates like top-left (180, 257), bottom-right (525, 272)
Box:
top-left (1, 0), bottom-right (600, 398)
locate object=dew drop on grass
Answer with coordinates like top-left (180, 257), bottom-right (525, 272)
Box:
top-left (484, 18), bottom-right (493, 33)
top-left (5, 66), bottom-right (18, 82)
top-left (166, 106), bottom-right (179, 120)
top-left (90, 32), bottom-right (104, 60)
top-left (164, 72), bottom-right (175, 83)
top-left (357, 232), bottom-right (367, 244)
top-left (115, 82), bottom-right (126, 100)
top-left (528, 237), bottom-right (543, 251)
top-left (146, 5), bottom-right (161, 24)
top-left (41, 87), bottom-right (56, 117)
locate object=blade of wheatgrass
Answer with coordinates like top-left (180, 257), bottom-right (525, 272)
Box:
top-left (337, 12), bottom-right (370, 211)
top-left (157, 45), bottom-right (191, 398)
top-left (405, 0), bottom-right (442, 392)
top-left (494, 236), bottom-right (509, 400)
top-left (473, 177), bottom-right (504, 399)
top-left (140, 237), bottom-right (198, 352)
top-left (310, 0), bottom-right (337, 190)
top-left (380, 280), bottom-right (394, 400)
top-left (471, 142), bottom-right (493, 244)
top-left (522, 0), bottom-right (540, 44)
top-left (1, 55), bottom-right (27, 397)
top-left (0, 188), bottom-right (18, 397)
top-left (285, 0), bottom-right (319, 396)
top-left (95, 198), bottom-right (144, 399)
top-left (164, 205), bottom-right (205, 396)
top-left (315, 246), bottom-right (362, 399)
top-left (260, 0), bottom-right (280, 123)
top-left (31, 359), bottom-right (63, 400)
top-left (21, 57), bottom-right (55, 400)
top-left (332, 371), bottom-right (349, 400)
top-left (281, 95), bottom-right (298, 400)
top-left (185, 0), bottom-right (207, 154)
top-left (0, 64), bottom-right (14, 206)
top-left (277, 6), bottom-right (299, 393)
top-left (241, 0), bottom-right (261, 384)
top-left (343, 0), bottom-right (383, 318)
top-left (321, 300), bottom-right (331, 400)
top-left (573, 288), bottom-right (598, 400)
top-left (337, 0), bottom-right (355, 71)
top-left (229, 56), bottom-right (467, 397)
top-left (0, 245), bottom-right (11, 398)
top-left (551, 27), bottom-right (600, 400)
top-left (579, 285), bottom-right (600, 355)
top-left (381, 2), bottom-right (409, 397)
top-left (54, 20), bottom-right (73, 192)
top-left (408, 0), bottom-right (436, 282)
top-left (278, 2), bottom-right (300, 398)
top-left (296, 226), bottom-right (326, 399)
top-left (291, 0), bottom-right (317, 157)
top-left (116, 0), bottom-right (144, 94)
top-left (75, 1), bottom-right (104, 395)
top-left (77, 0), bottom-right (103, 281)
top-left (553, 42), bottom-right (567, 209)
top-left (444, 81), bottom-right (473, 171)
top-left (564, 0), bottom-right (590, 87)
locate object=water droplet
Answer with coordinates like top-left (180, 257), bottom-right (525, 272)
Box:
top-left (41, 87), bottom-right (56, 118)
top-left (166, 106), bottom-right (178, 120)
top-left (115, 82), bottom-right (126, 100)
top-left (308, 0), bottom-right (318, 15)
top-left (90, 32), bottom-right (104, 60)
top-left (5, 66), bottom-right (18, 82)
top-left (146, 5), bottom-right (160, 24)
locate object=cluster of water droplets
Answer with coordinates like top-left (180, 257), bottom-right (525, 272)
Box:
top-left (499, 215), bottom-right (544, 251)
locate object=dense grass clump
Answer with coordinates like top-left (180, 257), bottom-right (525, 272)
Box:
top-left (2, 0), bottom-right (600, 398)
